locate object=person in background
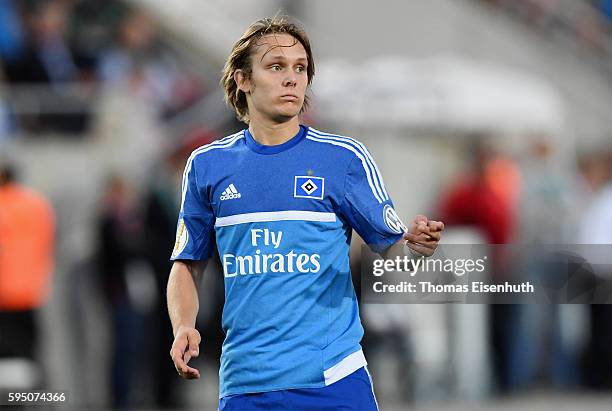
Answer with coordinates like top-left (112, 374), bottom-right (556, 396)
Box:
top-left (96, 175), bottom-right (149, 409)
top-left (516, 136), bottom-right (582, 390)
top-left (578, 147), bottom-right (612, 388)
top-left (0, 0), bottom-right (25, 62)
top-left (438, 138), bottom-right (522, 393)
top-left (2, 0), bottom-right (91, 134)
top-left (0, 162), bottom-right (55, 386)
top-left (142, 130), bottom-right (222, 408)
top-left (97, 7), bottom-right (202, 119)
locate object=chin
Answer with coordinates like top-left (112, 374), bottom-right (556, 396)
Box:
top-left (270, 113), bottom-right (297, 123)
top-left (271, 109), bottom-right (301, 122)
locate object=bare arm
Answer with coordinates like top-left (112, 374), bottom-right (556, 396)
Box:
top-left (167, 259), bottom-right (208, 379)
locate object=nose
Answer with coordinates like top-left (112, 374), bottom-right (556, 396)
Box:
top-left (283, 73), bottom-right (297, 87)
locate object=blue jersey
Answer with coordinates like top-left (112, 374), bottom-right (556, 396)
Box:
top-left (171, 125), bottom-right (406, 397)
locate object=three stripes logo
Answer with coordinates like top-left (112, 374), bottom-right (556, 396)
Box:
top-left (220, 183), bottom-right (241, 201)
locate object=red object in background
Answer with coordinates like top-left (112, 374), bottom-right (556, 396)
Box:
top-left (438, 155), bottom-right (521, 281)
top-left (439, 156), bottom-right (521, 245)
top-left (440, 175), bottom-right (512, 244)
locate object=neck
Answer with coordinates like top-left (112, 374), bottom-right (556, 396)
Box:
top-left (248, 115), bottom-right (300, 146)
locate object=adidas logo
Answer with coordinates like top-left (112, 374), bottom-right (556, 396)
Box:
top-left (220, 183), bottom-right (241, 201)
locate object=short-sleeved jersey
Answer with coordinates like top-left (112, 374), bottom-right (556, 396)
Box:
top-left (171, 125), bottom-right (406, 397)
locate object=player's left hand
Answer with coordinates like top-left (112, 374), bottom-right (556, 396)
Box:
top-left (403, 214), bottom-right (444, 257)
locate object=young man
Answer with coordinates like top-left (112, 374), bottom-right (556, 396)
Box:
top-left (167, 17), bottom-right (444, 410)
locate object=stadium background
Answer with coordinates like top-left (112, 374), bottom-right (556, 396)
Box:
top-left (1, 0), bottom-right (612, 409)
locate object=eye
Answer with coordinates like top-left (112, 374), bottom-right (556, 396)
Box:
top-left (296, 65), bottom-right (306, 73)
top-left (270, 64), bottom-right (282, 72)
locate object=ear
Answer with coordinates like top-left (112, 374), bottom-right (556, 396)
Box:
top-left (234, 69), bottom-right (251, 94)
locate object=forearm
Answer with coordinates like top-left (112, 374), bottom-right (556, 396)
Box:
top-left (167, 260), bottom-right (204, 336)
top-left (381, 240), bottom-right (422, 260)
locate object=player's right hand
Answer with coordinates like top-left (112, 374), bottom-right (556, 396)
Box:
top-left (170, 325), bottom-right (201, 379)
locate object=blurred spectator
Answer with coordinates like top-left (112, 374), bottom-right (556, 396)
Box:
top-left (0, 162), bottom-right (55, 384)
top-left (438, 138), bottom-right (522, 393)
top-left (141, 155), bottom-right (182, 408)
top-left (439, 139), bottom-right (520, 246)
top-left (598, 0), bottom-right (612, 22)
top-left (0, 96), bottom-right (10, 143)
top-left (514, 136), bottom-right (582, 390)
top-left (578, 148), bottom-right (612, 389)
top-left (96, 175), bottom-right (155, 408)
top-left (479, 0), bottom-right (612, 57)
top-left (0, 60), bottom-right (9, 142)
top-left (519, 137), bottom-right (571, 244)
top-left (67, 0), bottom-right (125, 79)
top-left (0, 0), bottom-right (25, 61)
top-left (8, 0), bottom-right (78, 84)
top-left (577, 148), bottom-right (612, 197)
top-left (141, 128), bottom-right (222, 407)
top-left (98, 7), bottom-right (203, 120)
top-left (2, 0), bottom-right (92, 134)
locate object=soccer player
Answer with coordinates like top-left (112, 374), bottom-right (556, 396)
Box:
top-left (167, 16), bottom-right (444, 410)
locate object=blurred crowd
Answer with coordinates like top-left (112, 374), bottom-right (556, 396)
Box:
top-left (480, 0), bottom-right (612, 56)
top-left (0, 0), bottom-right (205, 137)
top-left (435, 137), bottom-right (612, 393)
top-left (356, 137), bottom-right (612, 402)
top-left (0, 0), bottom-right (232, 408)
top-left (2, 0), bottom-right (612, 410)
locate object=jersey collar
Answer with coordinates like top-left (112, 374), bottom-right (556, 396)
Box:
top-left (245, 125), bottom-right (308, 155)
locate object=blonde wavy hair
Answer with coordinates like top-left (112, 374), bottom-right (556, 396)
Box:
top-left (221, 16), bottom-right (315, 123)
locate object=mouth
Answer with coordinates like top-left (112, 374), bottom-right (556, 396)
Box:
top-left (280, 95), bottom-right (299, 102)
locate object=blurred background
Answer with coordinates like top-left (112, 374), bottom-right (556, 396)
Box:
top-left (1, 0), bottom-right (612, 410)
